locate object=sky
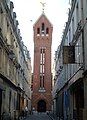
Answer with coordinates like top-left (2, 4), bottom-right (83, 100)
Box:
top-left (11, 0), bottom-right (70, 67)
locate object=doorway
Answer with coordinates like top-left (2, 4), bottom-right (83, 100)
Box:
top-left (0, 89), bottom-right (2, 118)
top-left (72, 81), bottom-right (84, 120)
top-left (37, 100), bottom-right (46, 112)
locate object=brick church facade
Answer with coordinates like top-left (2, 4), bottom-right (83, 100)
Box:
top-left (32, 13), bottom-right (53, 112)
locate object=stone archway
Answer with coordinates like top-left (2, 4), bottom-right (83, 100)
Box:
top-left (37, 100), bottom-right (46, 112)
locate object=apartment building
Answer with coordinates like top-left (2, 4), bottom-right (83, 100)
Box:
top-left (0, 0), bottom-right (32, 119)
top-left (53, 0), bottom-right (87, 120)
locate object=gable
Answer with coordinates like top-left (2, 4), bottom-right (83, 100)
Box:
top-left (33, 13), bottom-right (53, 28)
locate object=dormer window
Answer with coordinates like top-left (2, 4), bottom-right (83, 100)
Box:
top-left (46, 28), bottom-right (49, 36)
top-left (41, 23), bottom-right (45, 36)
top-left (37, 28), bottom-right (40, 36)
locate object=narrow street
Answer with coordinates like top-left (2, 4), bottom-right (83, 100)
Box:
top-left (23, 113), bottom-right (52, 120)
top-left (1, 0), bottom-right (87, 120)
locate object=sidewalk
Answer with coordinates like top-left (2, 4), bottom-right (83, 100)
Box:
top-left (48, 114), bottom-right (64, 120)
top-left (48, 115), bottom-right (55, 120)
top-left (47, 113), bottom-right (60, 120)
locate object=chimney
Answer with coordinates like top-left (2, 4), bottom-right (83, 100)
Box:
top-left (10, 1), bottom-right (14, 18)
top-left (18, 29), bottom-right (22, 40)
top-left (13, 12), bottom-right (16, 26)
top-left (16, 20), bottom-right (19, 33)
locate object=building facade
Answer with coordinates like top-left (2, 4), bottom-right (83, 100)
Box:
top-left (0, 0), bottom-right (32, 119)
top-left (32, 13), bottom-right (53, 112)
top-left (53, 0), bottom-right (87, 120)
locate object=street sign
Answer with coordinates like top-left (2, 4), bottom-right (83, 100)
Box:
top-left (63, 46), bottom-right (75, 64)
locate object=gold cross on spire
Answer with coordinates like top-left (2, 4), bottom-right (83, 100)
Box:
top-left (40, 2), bottom-right (46, 13)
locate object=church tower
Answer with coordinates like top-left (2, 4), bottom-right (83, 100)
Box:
top-left (32, 12), bottom-right (53, 112)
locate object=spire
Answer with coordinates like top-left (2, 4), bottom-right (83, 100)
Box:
top-left (40, 2), bottom-right (46, 14)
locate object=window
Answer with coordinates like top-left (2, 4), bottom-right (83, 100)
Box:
top-left (40, 64), bottom-right (43, 73)
top-left (40, 75), bottom-right (42, 87)
top-left (37, 28), bottom-right (40, 36)
top-left (40, 48), bottom-right (45, 65)
top-left (40, 53), bottom-right (42, 64)
top-left (69, 28), bottom-right (71, 43)
top-left (40, 74), bottom-right (44, 88)
top-left (43, 75), bottom-right (44, 88)
top-left (40, 48), bottom-right (45, 88)
top-left (76, 3), bottom-right (79, 25)
top-left (43, 48), bottom-right (45, 53)
top-left (72, 17), bottom-right (74, 36)
top-left (43, 52), bottom-right (45, 64)
top-left (42, 23), bottom-right (45, 31)
top-left (9, 91), bottom-right (11, 111)
top-left (41, 23), bottom-right (45, 36)
top-left (46, 28), bottom-right (49, 36)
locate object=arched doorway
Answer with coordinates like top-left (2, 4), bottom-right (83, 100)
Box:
top-left (37, 100), bottom-right (46, 112)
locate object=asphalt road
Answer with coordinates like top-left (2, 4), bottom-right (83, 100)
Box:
top-left (24, 113), bottom-right (52, 120)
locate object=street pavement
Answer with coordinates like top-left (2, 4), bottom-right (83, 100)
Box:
top-left (23, 112), bottom-right (53, 120)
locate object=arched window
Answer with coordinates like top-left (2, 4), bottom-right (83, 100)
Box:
top-left (41, 23), bottom-right (45, 36)
top-left (42, 23), bottom-right (45, 31)
top-left (46, 28), bottom-right (49, 36)
top-left (40, 48), bottom-right (45, 88)
top-left (37, 28), bottom-right (40, 36)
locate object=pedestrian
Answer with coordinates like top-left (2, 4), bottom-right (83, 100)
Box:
top-left (32, 107), bottom-right (35, 114)
top-left (25, 106), bottom-right (28, 117)
top-left (21, 108), bottom-right (25, 118)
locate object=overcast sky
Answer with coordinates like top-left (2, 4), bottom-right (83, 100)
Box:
top-left (11, 0), bottom-right (70, 67)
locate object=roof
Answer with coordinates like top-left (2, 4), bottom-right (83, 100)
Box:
top-left (33, 13), bottom-right (53, 27)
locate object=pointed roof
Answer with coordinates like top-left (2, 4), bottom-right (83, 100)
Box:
top-left (33, 13), bottom-right (53, 28)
